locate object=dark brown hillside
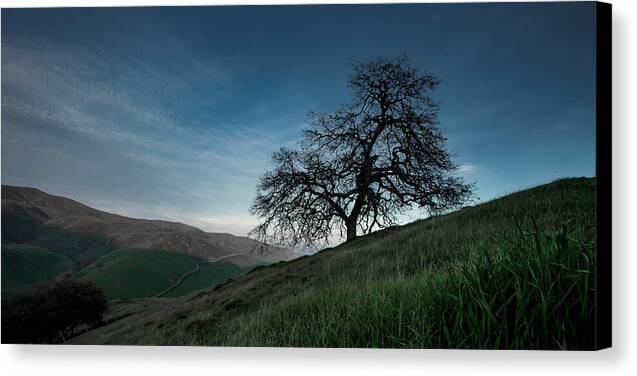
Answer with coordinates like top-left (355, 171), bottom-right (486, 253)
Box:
top-left (1, 185), bottom-right (295, 266)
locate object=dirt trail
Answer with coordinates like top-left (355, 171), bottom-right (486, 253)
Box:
top-left (153, 254), bottom-right (243, 298)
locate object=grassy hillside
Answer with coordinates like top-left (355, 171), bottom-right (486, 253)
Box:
top-left (2, 185), bottom-right (295, 266)
top-left (161, 262), bottom-right (250, 298)
top-left (75, 249), bottom-right (202, 299)
top-left (2, 185), bottom-right (295, 301)
top-left (72, 178), bottom-right (596, 349)
top-left (29, 228), bottom-right (116, 269)
top-left (1, 242), bottom-right (74, 290)
top-left (74, 249), bottom-right (253, 300)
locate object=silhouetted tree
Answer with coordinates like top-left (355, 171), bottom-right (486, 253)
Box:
top-left (1, 279), bottom-right (107, 343)
top-left (251, 56), bottom-right (473, 247)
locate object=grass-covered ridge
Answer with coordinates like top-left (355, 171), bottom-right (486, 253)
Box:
top-left (75, 249), bottom-right (201, 299)
top-left (162, 261), bottom-right (252, 298)
top-left (74, 249), bottom-right (254, 300)
top-left (225, 217), bottom-right (594, 348)
top-left (73, 178), bottom-right (596, 349)
top-left (1, 242), bottom-right (74, 290)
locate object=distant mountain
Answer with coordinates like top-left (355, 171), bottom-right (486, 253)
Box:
top-left (1, 185), bottom-right (296, 268)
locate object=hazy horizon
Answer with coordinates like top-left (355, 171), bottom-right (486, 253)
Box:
top-left (1, 3), bottom-right (596, 237)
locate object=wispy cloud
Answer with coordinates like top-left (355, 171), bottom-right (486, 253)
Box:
top-left (1, 40), bottom-right (305, 232)
top-left (2, 43), bottom-right (298, 168)
top-left (1, 4), bottom-right (596, 238)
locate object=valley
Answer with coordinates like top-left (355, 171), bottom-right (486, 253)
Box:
top-left (1, 186), bottom-right (295, 299)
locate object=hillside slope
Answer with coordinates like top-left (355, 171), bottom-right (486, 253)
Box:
top-left (1, 185), bottom-right (295, 268)
top-left (1, 242), bottom-right (74, 290)
top-left (74, 249), bottom-right (206, 300)
top-left (71, 178), bottom-right (596, 349)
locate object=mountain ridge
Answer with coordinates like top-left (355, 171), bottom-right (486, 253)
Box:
top-left (1, 185), bottom-right (296, 266)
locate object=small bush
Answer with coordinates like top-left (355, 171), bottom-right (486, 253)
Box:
top-left (1, 279), bottom-right (107, 344)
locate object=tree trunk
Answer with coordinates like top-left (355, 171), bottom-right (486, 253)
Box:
top-left (346, 220), bottom-right (357, 241)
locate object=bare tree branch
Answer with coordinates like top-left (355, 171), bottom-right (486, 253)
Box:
top-left (250, 56), bottom-right (474, 250)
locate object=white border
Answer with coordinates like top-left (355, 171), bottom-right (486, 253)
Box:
top-left (1, 1), bottom-right (635, 375)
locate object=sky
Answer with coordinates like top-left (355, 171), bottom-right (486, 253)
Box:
top-left (1, 3), bottom-right (597, 237)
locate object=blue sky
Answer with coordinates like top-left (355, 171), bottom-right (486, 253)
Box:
top-left (1, 3), bottom-right (596, 236)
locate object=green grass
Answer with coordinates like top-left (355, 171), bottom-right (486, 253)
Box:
top-left (113, 177), bottom-right (595, 349)
top-left (76, 249), bottom-right (202, 300)
top-left (71, 178), bottom-right (597, 349)
top-left (162, 261), bottom-right (249, 298)
top-left (222, 217), bottom-right (594, 349)
top-left (29, 228), bottom-right (116, 269)
top-left (1, 242), bottom-right (74, 290)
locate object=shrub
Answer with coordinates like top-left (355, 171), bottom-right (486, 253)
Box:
top-left (1, 279), bottom-right (107, 343)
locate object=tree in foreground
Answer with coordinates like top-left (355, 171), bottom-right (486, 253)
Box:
top-left (251, 56), bottom-right (473, 247)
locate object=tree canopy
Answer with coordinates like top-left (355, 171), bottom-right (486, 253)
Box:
top-left (251, 56), bottom-right (473, 247)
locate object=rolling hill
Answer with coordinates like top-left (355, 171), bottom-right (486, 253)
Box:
top-left (74, 248), bottom-right (207, 300)
top-left (1, 185), bottom-right (296, 298)
top-left (1, 242), bottom-right (74, 290)
top-left (2, 185), bottom-right (295, 263)
top-left (70, 177), bottom-right (597, 349)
